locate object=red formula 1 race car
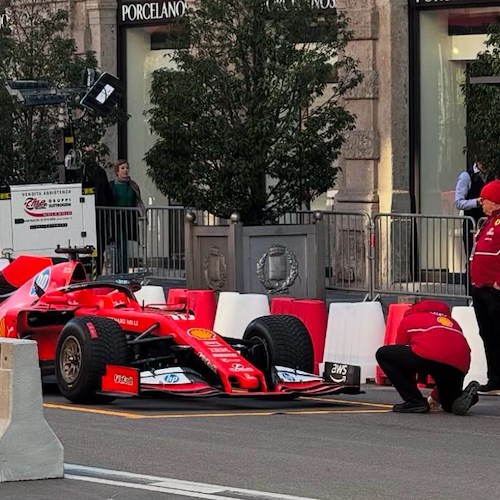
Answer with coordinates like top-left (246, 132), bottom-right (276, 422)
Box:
top-left (0, 247), bottom-right (360, 403)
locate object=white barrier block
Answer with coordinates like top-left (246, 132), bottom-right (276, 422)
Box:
top-left (213, 292), bottom-right (242, 338)
top-left (323, 302), bottom-right (386, 383)
top-left (0, 339), bottom-right (63, 482)
top-left (134, 285), bottom-right (167, 308)
top-left (213, 293), bottom-right (270, 339)
top-left (233, 294), bottom-right (271, 339)
top-left (452, 306), bottom-right (487, 386)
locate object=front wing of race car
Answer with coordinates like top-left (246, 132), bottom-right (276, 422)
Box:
top-left (100, 364), bottom-right (361, 399)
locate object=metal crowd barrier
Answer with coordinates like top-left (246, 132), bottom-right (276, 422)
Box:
top-left (96, 206), bottom-right (226, 279)
top-left (321, 211), bottom-right (373, 297)
top-left (95, 206), bottom-right (147, 276)
top-left (372, 213), bottom-right (476, 300)
top-left (95, 206), bottom-right (477, 301)
top-left (144, 206), bottom-right (186, 278)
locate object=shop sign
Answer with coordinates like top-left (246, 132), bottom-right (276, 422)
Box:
top-left (267, 0), bottom-right (336, 10)
top-left (411, 0), bottom-right (500, 7)
top-left (119, 0), bottom-right (335, 25)
top-left (119, 0), bottom-right (187, 25)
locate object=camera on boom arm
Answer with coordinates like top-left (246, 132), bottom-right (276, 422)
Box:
top-left (3, 70), bottom-right (124, 183)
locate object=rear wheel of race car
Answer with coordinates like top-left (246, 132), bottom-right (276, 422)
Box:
top-left (55, 316), bottom-right (131, 404)
top-left (242, 315), bottom-right (314, 389)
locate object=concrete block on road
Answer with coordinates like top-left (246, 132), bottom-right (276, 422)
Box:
top-left (0, 338), bottom-right (63, 482)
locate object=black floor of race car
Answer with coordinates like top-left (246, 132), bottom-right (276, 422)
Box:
top-left (42, 382), bottom-right (387, 417)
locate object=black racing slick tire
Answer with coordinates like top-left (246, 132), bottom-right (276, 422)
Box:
top-left (55, 316), bottom-right (131, 404)
top-left (242, 315), bottom-right (314, 389)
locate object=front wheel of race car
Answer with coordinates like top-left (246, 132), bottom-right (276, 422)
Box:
top-left (242, 315), bottom-right (314, 390)
top-left (55, 316), bottom-right (131, 404)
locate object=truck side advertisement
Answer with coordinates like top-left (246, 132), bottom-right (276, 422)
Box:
top-left (0, 183), bottom-right (97, 257)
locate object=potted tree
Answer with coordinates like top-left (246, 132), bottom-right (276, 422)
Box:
top-left (146, 0), bottom-right (362, 297)
top-left (462, 21), bottom-right (500, 179)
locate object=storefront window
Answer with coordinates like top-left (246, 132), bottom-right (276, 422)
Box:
top-left (419, 6), bottom-right (500, 216)
top-left (417, 5), bottom-right (500, 273)
top-left (125, 24), bottom-right (181, 205)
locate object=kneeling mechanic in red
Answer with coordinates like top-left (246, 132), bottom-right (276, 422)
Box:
top-left (376, 300), bottom-right (479, 414)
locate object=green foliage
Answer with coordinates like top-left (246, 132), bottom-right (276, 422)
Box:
top-left (146, 0), bottom-right (362, 224)
top-left (462, 21), bottom-right (500, 178)
top-left (0, 0), bottom-right (121, 184)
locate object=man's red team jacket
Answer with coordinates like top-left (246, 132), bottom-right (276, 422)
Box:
top-left (397, 311), bottom-right (471, 374)
top-left (470, 211), bottom-right (500, 287)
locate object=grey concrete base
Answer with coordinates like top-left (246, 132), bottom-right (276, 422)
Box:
top-left (0, 339), bottom-right (63, 482)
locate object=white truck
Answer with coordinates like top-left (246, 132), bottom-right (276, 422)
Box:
top-left (0, 183), bottom-right (97, 258)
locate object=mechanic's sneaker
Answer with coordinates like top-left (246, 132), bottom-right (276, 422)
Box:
top-left (392, 399), bottom-right (430, 413)
top-left (452, 381), bottom-right (480, 416)
top-left (477, 382), bottom-right (500, 396)
top-left (427, 395), bottom-right (442, 412)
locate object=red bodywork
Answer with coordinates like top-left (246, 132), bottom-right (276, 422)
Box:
top-left (0, 255), bottom-right (359, 399)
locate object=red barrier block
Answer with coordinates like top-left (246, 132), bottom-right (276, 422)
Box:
top-left (166, 288), bottom-right (188, 305)
top-left (270, 297), bottom-right (295, 315)
top-left (376, 304), bottom-right (411, 385)
top-left (289, 299), bottom-right (328, 375)
top-left (376, 303), bottom-right (435, 388)
top-left (186, 290), bottom-right (217, 330)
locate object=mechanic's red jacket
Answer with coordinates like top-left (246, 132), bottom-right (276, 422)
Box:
top-left (397, 309), bottom-right (471, 374)
top-left (470, 210), bottom-right (500, 287)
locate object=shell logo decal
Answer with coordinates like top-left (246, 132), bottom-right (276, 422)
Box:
top-left (188, 328), bottom-right (215, 340)
top-left (437, 316), bottom-right (453, 328)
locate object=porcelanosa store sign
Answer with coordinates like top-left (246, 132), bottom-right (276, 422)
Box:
top-left (119, 0), bottom-right (336, 25)
top-left (120, 1), bottom-right (187, 24)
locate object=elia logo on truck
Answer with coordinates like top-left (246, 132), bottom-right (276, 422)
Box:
top-left (29, 268), bottom-right (51, 297)
top-left (24, 196), bottom-right (72, 218)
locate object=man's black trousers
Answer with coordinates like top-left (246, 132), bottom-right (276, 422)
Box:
top-left (376, 345), bottom-right (464, 412)
top-left (472, 286), bottom-right (500, 387)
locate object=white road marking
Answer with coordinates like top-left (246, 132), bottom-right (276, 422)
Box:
top-left (65, 464), bottom-right (320, 500)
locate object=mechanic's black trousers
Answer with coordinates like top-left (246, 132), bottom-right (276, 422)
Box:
top-left (376, 345), bottom-right (465, 412)
top-left (472, 286), bottom-right (500, 387)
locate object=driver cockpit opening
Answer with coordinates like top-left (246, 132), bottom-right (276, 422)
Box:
top-left (70, 262), bottom-right (88, 284)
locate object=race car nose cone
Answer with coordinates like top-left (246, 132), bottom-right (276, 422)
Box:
top-left (237, 373), bottom-right (260, 390)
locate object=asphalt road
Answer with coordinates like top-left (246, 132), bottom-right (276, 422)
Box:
top-left (2, 385), bottom-right (500, 500)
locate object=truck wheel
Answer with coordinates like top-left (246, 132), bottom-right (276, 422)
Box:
top-left (55, 316), bottom-right (130, 404)
top-left (242, 315), bottom-right (314, 389)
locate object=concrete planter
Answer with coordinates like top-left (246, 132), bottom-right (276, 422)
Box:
top-left (185, 212), bottom-right (325, 299)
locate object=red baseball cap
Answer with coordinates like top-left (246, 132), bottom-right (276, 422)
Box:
top-left (481, 180), bottom-right (500, 204)
top-left (404, 300), bottom-right (451, 317)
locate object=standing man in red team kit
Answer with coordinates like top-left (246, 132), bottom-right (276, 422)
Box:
top-left (470, 179), bottom-right (500, 395)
